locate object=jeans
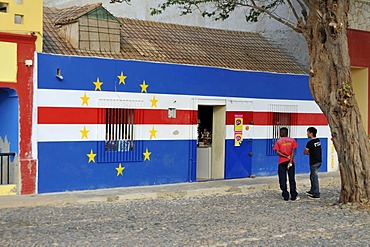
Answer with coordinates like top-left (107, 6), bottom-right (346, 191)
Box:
top-left (278, 161), bottom-right (298, 200)
top-left (310, 162), bottom-right (321, 197)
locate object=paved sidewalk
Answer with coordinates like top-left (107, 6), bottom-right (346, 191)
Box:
top-left (0, 171), bottom-right (340, 209)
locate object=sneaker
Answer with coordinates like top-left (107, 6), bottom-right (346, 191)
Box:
top-left (306, 191), bottom-right (313, 196)
top-left (308, 195), bottom-right (320, 199)
top-left (291, 197), bottom-right (300, 201)
top-left (283, 197), bottom-right (289, 201)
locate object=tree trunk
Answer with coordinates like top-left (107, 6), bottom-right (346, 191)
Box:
top-left (303, 1), bottom-right (370, 204)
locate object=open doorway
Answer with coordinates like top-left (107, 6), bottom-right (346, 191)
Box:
top-left (0, 88), bottom-right (18, 194)
top-left (196, 103), bottom-right (226, 181)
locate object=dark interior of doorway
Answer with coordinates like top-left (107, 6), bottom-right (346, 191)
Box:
top-left (198, 105), bottom-right (213, 140)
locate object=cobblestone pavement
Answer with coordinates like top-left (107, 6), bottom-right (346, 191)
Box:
top-left (1, 184), bottom-right (369, 246)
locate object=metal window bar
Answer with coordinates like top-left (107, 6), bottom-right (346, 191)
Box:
top-left (0, 152), bottom-right (15, 185)
top-left (98, 102), bottom-right (143, 163)
top-left (267, 104), bottom-right (298, 156)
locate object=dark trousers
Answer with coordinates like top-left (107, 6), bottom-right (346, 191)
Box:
top-left (278, 161), bottom-right (298, 200)
top-left (309, 162), bottom-right (321, 197)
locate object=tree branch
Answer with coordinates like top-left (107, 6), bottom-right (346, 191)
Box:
top-left (302, 0), bottom-right (315, 9)
top-left (109, 0), bottom-right (130, 3)
top-left (246, 0), bottom-right (303, 33)
top-left (286, 0), bottom-right (300, 21)
top-left (296, 0), bottom-right (308, 22)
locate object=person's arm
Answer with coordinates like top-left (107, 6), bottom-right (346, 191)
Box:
top-left (304, 141), bottom-right (311, 155)
top-left (289, 149), bottom-right (295, 163)
top-left (287, 148), bottom-right (295, 168)
top-left (276, 150), bottom-right (290, 159)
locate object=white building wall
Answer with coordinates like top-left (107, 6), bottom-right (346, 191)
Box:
top-left (349, 0), bottom-right (370, 31)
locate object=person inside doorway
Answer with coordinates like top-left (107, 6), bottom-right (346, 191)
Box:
top-left (201, 128), bottom-right (212, 145)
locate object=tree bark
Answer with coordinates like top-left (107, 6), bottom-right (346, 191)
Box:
top-left (303, 1), bottom-right (370, 203)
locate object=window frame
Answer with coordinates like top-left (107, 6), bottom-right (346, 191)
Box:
top-left (267, 104), bottom-right (298, 156)
top-left (97, 99), bottom-right (144, 163)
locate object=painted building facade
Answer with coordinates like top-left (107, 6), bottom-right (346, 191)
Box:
top-left (347, 29), bottom-right (370, 134)
top-left (0, 0), bottom-right (42, 195)
top-left (0, 33), bottom-right (37, 195)
top-left (30, 3), bottom-right (338, 194)
top-left (43, 1), bottom-right (370, 133)
top-left (2, 2), bottom-right (347, 194)
top-left (0, 0), bottom-right (43, 51)
top-left (35, 53), bottom-right (332, 193)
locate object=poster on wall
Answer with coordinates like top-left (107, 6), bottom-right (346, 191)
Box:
top-left (234, 114), bottom-right (243, 146)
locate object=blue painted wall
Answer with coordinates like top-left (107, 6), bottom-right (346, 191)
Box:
top-left (225, 139), bottom-right (253, 178)
top-left (0, 88), bottom-right (18, 154)
top-left (250, 138), bottom-right (328, 176)
top-left (38, 140), bottom-right (191, 193)
top-left (38, 54), bottom-right (311, 100)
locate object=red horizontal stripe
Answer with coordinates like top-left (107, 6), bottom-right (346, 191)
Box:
top-left (38, 107), bottom-right (198, 125)
top-left (226, 111), bottom-right (254, 125)
top-left (296, 113), bottom-right (328, 126)
top-left (39, 107), bottom-right (327, 126)
top-left (226, 111), bottom-right (328, 126)
top-left (38, 107), bottom-right (99, 124)
top-left (143, 109), bottom-right (198, 125)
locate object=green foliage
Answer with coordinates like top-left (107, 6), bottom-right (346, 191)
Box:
top-left (111, 0), bottom-right (307, 33)
top-left (147, 0), bottom-right (286, 22)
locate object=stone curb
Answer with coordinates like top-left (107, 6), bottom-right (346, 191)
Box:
top-left (0, 173), bottom-right (341, 209)
top-left (76, 176), bottom-right (341, 204)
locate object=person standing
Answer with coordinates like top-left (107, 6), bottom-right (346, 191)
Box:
top-left (304, 127), bottom-right (322, 199)
top-left (273, 127), bottom-right (299, 201)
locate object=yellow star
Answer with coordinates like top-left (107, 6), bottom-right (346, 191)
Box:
top-left (81, 93), bottom-right (90, 106)
top-left (149, 126), bottom-right (157, 139)
top-left (80, 126), bottom-right (90, 139)
top-left (87, 149), bottom-right (97, 163)
top-left (143, 148), bottom-right (152, 161)
top-left (93, 77), bottom-right (103, 91)
top-left (150, 96), bottom-right (158, 108)
top-left (140, 80), bottom-right (149, 93)
top-left (118, 71), bottom-right (127, 84)
top-left (115, 163), bottom-right (125, 176)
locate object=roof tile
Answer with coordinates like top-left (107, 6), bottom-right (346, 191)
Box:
top-left (43, 4), bottom-right (306, 74)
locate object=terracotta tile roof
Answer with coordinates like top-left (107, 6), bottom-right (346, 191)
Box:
top-left (43, 4), bottom-right (306, 74)
top-left (54, 3), bottom-right (103, 25)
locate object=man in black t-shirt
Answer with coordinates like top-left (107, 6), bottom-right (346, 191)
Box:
top-left (304, 127), bottom-right (322, 199)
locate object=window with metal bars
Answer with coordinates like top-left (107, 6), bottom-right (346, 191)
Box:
top-left (105, 108), bottom-right (134, 151)
top-left (97, 107), bottom-right (143, 163)
top-left (267, 105), bottom-right (298, 155)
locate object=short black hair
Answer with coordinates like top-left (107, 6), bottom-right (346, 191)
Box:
top-left (307, 127), bottom-right (317, 137)
top-left (280, 127), bottom-right (288, 137)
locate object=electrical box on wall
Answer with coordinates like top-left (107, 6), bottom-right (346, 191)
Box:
top-left (168, 108), bottom-right (176, 118)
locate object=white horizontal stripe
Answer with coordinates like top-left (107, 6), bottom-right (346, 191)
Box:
top-left (252, 98), bottom-right (322, 113)
top-left (37, 89), bottom-right (321, 113)
top-left (226, 125), bottom-right (331, 139)
top-left (38, 124), bottom-right (196, 142)
top-left (38, 123), bottom-right (332, 142)
top-left (37, 89), bottom-right (193, 110)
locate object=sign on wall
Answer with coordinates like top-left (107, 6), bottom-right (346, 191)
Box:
top-left (234, 114), bottom-right (243, 146)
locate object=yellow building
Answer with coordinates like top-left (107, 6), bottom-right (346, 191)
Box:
top-left (0, 0), bottom-right (43, 51)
